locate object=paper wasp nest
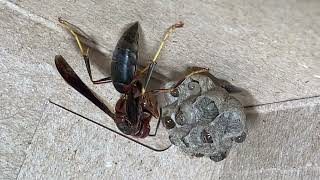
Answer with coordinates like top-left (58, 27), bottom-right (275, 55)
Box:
top-left (158, 74), bottom-right (247, 162)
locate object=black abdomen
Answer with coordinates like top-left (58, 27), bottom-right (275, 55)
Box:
top-left (111, 22), bottom-right (139, 93)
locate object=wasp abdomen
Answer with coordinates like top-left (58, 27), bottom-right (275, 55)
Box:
top-left (111, 22), bottom-right (139, 93)
top-left (111, 48), bottom-right (137, 92)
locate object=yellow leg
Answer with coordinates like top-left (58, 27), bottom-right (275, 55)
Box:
top-left (58, 18), bottom-right (112, 84)
top-left (139, 21), bottom-right (184, 75)
top-left (58, 17), bottom-right (89, 56)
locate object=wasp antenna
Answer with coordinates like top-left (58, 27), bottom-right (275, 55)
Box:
top-left (49, 100), bottom-right (172, 152)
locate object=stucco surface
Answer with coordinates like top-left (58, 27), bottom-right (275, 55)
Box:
top-left (0, 0), bottom-right (319, 179)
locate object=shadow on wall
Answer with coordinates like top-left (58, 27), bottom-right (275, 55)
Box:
top-left (63, 20), bottom-right (170, 90)
top-left (206, 72), bottom-right (259, 128)
top-left (63, 19), bottom-right (259, 127)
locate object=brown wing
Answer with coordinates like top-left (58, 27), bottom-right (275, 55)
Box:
top-left (55, 55), bottom-right (115, 119)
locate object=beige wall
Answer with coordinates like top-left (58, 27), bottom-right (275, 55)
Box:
top-left (0, 0), bottom-right (319, 179)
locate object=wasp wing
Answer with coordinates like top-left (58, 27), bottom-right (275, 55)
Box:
top-left (55, 55), bottom-right (115, 119)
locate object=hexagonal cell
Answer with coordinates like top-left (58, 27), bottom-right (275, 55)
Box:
top-left (159, 74), bottom-right (247, 161)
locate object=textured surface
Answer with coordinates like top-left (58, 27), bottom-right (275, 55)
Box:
top-left (15, 97), bottom-right (320, 180)
top-left (0, 6), bottom-right (61, 179)
top-left (0, 3), bottom-right (119, 179)
top-left (0, 0), bottom-right (320, 179)
top-left (10, 0), bottom-right (320, 106)
top-left (222, 103), bottom-right (320, 180)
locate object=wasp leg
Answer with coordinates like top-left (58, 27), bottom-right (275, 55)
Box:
top-left (139, 21), bottom-right (184, 94)
top-left (148, 111), bottom-right (161, 137)
top-left (83, 55), bottom-right (112, 84)
top-left (58, 18), bottom-right (112, 84)
top-left (147, 67), bottom-right (209, 95)
top-left (140, 21), bottom-right (184, 75)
